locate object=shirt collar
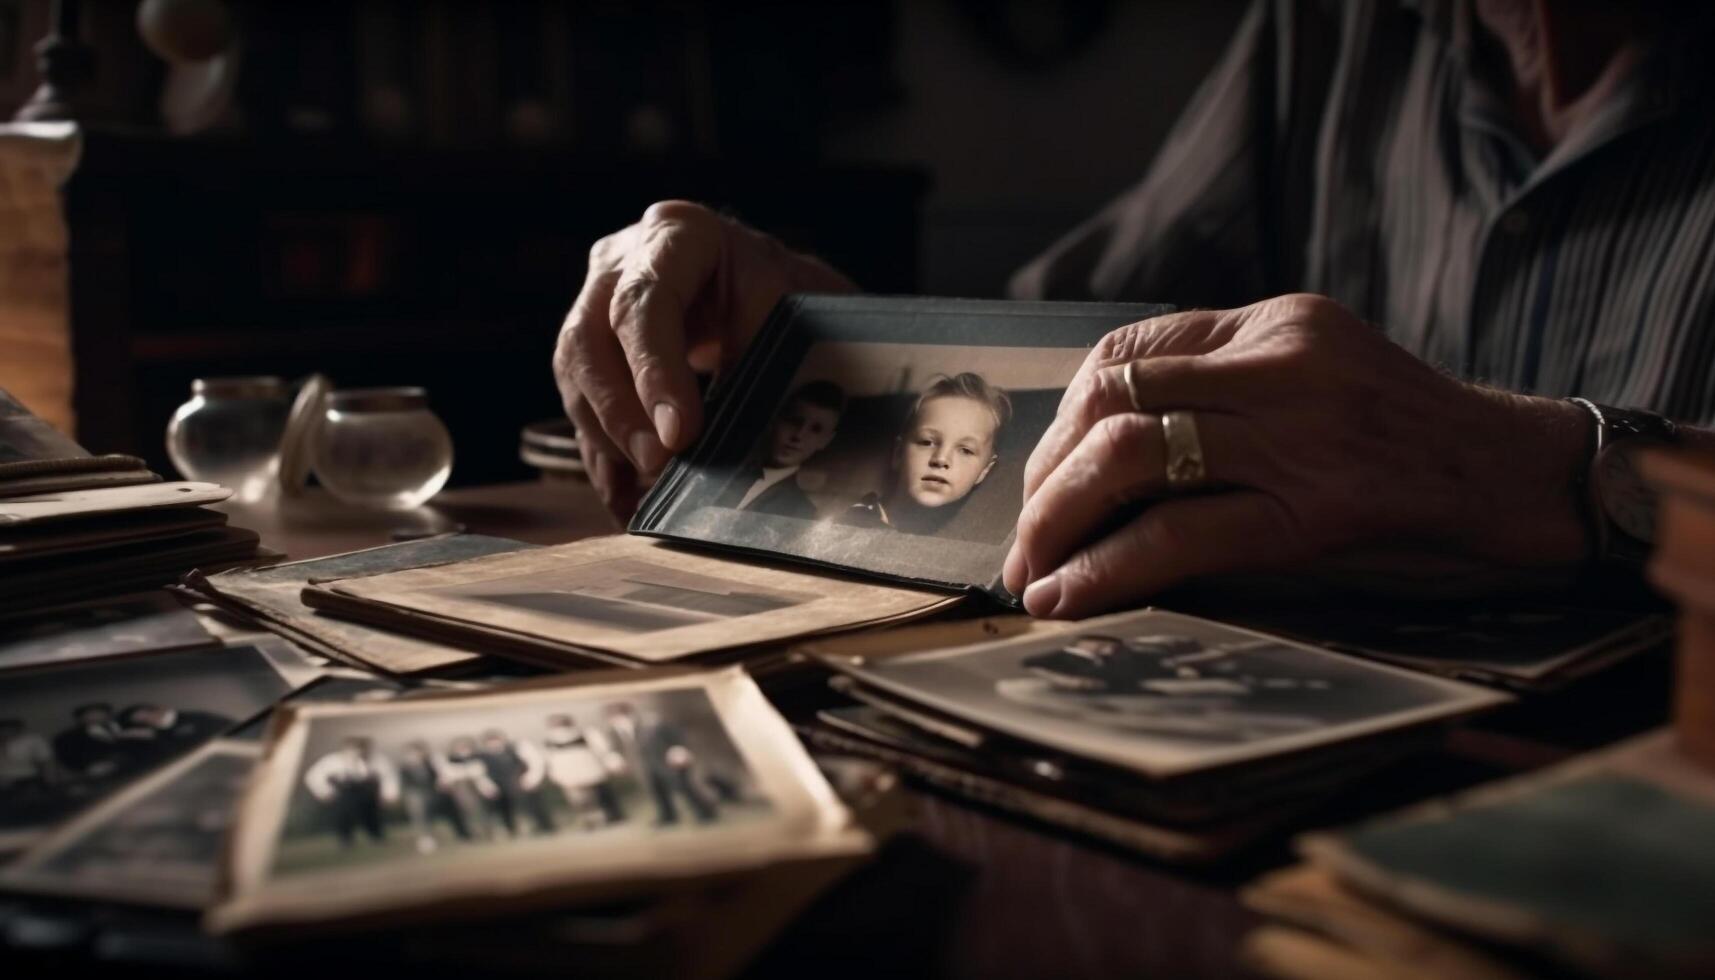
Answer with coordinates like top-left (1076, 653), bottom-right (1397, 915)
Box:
top-left (1421, 0), bottom-right (1702, 188)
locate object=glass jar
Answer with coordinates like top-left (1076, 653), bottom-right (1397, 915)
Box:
top-left (312, 387), bottom-right (453, 510)
top-left (165, 376), bottom-right (292, 503)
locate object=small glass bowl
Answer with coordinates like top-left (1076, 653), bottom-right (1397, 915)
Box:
top-left (165, 376), bottom-right (292, 503)
top-left (312, 387), bottom-right (453, 510)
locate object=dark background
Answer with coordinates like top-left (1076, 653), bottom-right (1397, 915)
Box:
top-left (1, 0), bottom-right (1246, 485)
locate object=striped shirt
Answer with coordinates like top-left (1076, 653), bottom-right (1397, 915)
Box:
top-left (1010, 0), bottom-right (1715, 426)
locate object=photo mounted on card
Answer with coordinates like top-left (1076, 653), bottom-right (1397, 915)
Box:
top-left (629, 295), bottom-right (1173, 597)
top-left (209, 668), bottom-right (870, 933)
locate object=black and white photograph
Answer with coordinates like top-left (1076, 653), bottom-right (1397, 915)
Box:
top-left (634, 296), bottom-right (1170, 592)
top-left (270, 686), bottom-right (771, 877)
top-left (0, 645), bottom-right (293, 850)
top-left (313, 534), bottom-right (956, 665)
top-left (0, 742), bottom-right (258, 909)
top-left (428, 557), bottom-right (817, 636)
top-left (0, 592), bottom-right (217, 673)
top-left (213, 669), bottom-right (866, 932)
top-left (830, 610), bottom-right (1508, 779)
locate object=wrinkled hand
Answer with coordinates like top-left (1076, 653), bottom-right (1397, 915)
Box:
top-left (1002, 294), bottom-right (1592, 618)
top-left (552, 201), bottom-right (855, 519)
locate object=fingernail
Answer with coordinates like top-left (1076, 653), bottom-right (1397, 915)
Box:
top-left (652, 402), bottom-right (682, 450)
top-left (628, 429), bottom-right (663, 472)
top-left (1002, 546), bottom-right (1028, 592)
top-left (1023, 574), bottom-right (1063, 618)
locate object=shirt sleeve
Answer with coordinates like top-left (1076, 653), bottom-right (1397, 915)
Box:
top-left (516, 740), bottom-right (547, 789)
top-left (1008, 0), bottom-right (1339, 309)
top-left (303, 754), bottom-right (339, 801)
top-left (374, 755), bottom-right (401, 803)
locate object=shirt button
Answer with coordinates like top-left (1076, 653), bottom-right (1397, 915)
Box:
top-left (1501, 210), bottom-right (1531, 235)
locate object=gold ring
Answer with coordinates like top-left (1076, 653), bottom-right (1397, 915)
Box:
top-left (1124, 359), bottom-right (1144, 413)
top-left (1160, 410), bottom-right (1206, 487)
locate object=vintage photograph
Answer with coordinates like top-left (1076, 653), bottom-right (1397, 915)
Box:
top-left (660, 342), bottom-right (1079, 589)
top-left (314, 534), bottom-right (956, 664)
top-left (0, 387), bottom-right (87, 464)
top-left (429, 557), bottom-right (816, 635)
top-left (213, 669), bottom-right (866, 932)
top-left (0, 592), bottom-right (216, 673)
top-left (635, 296), bottom-right (1170, 593)
top-left (829, 610), bottom-right (1508, 779)
top-left (0, 645), bottom-right (293, 850)
top-left (0, 741), bottom-right (258, 909)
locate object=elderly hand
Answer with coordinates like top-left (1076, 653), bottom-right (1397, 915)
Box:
top-left (1002, 294), bottom-right (1593, 618)
top-left (553, 201), bottom-right (854, 518)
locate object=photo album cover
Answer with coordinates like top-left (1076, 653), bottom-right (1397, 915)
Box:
top-left (209, 668), bottom-right (872, 933)
top-left (629, 295), bottom-right (1174, 598)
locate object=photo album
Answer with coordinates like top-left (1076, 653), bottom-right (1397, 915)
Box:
top-left (278, 297), bottom-right (1172, 674)
top-left (630, 295), bottom-right (1174, 597)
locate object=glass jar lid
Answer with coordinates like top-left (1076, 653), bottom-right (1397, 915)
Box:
top-left (192, 376), bottom-right (288, 399)
top-left (277, 373), bottom-right (331, 497)
top-left (327, 387), bottom-right (430, 413)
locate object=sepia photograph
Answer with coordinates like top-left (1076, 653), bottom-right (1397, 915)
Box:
top-left (634, 296), bottom-right (1171, 593)
top-left (828, 610), bottom-right (1508, 779)
top-left (0, 645), bottom-right (294, 850)
top-left (314, 534), bottom-right (957, 665)
top-left (212, 668), bottom-right (867, 932)
top-left (429, 557), bottom-right (816, 636)
top-left (0, 741), bottom-right (258, 909)
top-left (0, 592), bottom-right (217, 673)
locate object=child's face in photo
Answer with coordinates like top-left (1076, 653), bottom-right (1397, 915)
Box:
top-left (766, 399), bottom-right (840, 468)
top-left (894, 395), bottom-right (998, 508)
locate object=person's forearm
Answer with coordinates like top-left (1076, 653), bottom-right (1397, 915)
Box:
top-left (1679, 424), bottom-right (1715, 456)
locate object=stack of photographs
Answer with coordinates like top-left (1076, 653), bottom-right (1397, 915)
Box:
top-left (182, 534), bottom-right (542, 676)
top-left (207, 667), bottom-right (879, 934)
top-left (1245, 730), bottom-right (1715, 980)
top-left (1, 388), bottom-right (267, 613)
top-left (801, 609), bottom-right (1511, 863)
top-left (1202, 594), bottom-right (1673, 692)
top-left (298, 533), bottom-right (964, 674)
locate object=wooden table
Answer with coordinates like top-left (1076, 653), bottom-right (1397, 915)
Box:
top-left (223, 479), bottom-right (1671, 980)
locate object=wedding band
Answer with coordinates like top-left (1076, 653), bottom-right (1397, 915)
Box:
top-left (1160, 410), bottom-right (1206, 487)
top-left (1124, 360), bottom-right (1144, 413)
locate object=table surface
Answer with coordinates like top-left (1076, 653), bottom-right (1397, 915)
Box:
top-left (220, 479), bottom-right (1671, 980)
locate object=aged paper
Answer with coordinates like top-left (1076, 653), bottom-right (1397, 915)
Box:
top-left (210, 667), bottom-right (871, 932)
top-left (311, 534), bottom-right (961, 664)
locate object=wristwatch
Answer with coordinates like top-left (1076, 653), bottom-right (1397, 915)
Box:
top-left (1567, 398), bottom-right (1680, 564)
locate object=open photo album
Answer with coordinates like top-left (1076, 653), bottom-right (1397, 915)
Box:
top-left (629, 295), bottom-right (1173, 598)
